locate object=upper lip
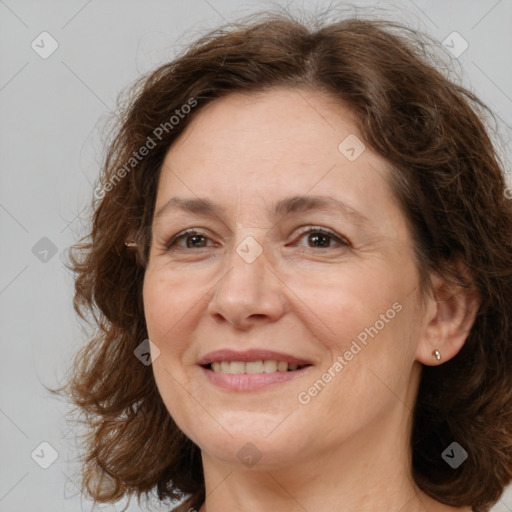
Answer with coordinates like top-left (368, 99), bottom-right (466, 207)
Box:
top-left (198, 349), bottom-right (313, 366)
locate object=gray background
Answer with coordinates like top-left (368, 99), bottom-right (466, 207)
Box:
top-left (1, 1), bottom-right (511, 511)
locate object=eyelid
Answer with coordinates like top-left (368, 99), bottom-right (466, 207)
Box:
top-left (165, 225), bottom-right (349, 251)
top-left (291, 226), bottom-right (350, 247)
top-left (165, 228), bottom-right (215, 250)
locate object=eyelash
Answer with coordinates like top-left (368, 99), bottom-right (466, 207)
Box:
top-left (165, 226), bottom-right (349, 251)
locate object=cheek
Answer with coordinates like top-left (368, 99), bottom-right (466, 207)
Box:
top-left (294, 265), bottom-right (418, 398)
top-left (143, 270), bottom-right (202, 344)
top-left (143, 272), bottom-right (205, 436)
top-left (295, 301), bottom-right (416, 436)
top-left (142, 270), bottom-right (208, 394)
top-left (280, 262), bottom-right (398, 352)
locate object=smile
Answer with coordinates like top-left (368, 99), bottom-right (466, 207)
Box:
top-left (206, 360), bottom-right (308, 374)
top-left (198, 349), bottom-right (314, 390)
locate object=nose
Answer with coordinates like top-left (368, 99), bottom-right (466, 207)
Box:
top-left (207, 238), bottom-right (286, 330)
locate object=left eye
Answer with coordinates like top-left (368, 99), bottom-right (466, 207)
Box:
top-left (293, 227), bottom-right (348, 249)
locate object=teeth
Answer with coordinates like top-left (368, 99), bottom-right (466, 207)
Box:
top-left (246, 361), bottom-right (264, 374)
top-left (230, 361), bottom-right (245, 374)
top-left (277, 361), bottom-right (288, 372)
top-left (209, 360), bottom-right (303, 374)
top-left (263, 360), bottom-right (277, 373)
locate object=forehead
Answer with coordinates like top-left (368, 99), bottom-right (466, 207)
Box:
top-left (167, 86), bottom-right (362, 160)
top-left (154, 87), bottom-right (403, 236)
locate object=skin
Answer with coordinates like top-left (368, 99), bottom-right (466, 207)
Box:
top-left (142, 86), bottom-right (479, 512)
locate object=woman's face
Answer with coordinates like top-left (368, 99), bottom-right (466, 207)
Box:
top-left (143, 86), bottom-right (429, 468)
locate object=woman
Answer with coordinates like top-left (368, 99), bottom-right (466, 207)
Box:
top-left (62, 10), bottom-right (512, 512)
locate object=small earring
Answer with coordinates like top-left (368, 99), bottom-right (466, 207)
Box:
top-left (432, 349), bottom-right (441, 361)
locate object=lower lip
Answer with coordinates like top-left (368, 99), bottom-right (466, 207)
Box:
top-left (200, 365), bottom-right (311, 391)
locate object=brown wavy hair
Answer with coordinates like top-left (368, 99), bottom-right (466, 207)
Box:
top-left (58, 9), bottom-right (512, 512)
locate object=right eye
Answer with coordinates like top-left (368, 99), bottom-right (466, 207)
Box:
top-left (165, 229), bottom-right (218, 250)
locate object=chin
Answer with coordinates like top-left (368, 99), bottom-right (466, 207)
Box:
top-left (180, 411), bottom-right (313, 468)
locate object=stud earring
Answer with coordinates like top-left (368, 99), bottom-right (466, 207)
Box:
top-left (432, 349), bottom-right (441, 361)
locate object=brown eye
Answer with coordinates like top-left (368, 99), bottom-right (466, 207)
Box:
top-left (307, 232), bottom-right (331, 248)
top-left (166, 230), bottom-right (216, 250)
top-left (294, 227), bottom-right (349, 249)
top-left (184, 234), bottom-right (207, 248)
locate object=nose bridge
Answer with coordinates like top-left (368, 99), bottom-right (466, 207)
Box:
top-left (221, 233), bottom-right (269, 299)
top-left (208, 232), bottom-right (284, 326)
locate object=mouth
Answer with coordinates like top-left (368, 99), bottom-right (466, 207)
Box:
top-left (202, 360), bottom-right (311, 374)
top-left (197, 349), bottom-right (314, 391)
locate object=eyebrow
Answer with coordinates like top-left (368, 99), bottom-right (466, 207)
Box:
top-left (154, 195), bottom-right (372, 228)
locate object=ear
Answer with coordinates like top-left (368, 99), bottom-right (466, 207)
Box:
top-left (416, 265), bottom-right (481, 366)
top-left (124, 229), bottom-right (148, 269)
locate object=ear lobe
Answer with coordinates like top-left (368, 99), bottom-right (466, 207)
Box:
top-left (416, 270), bottom-right (481, 366)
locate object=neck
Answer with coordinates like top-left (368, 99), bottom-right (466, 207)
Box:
top-left (198, 401), bottom-right (435, 512)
